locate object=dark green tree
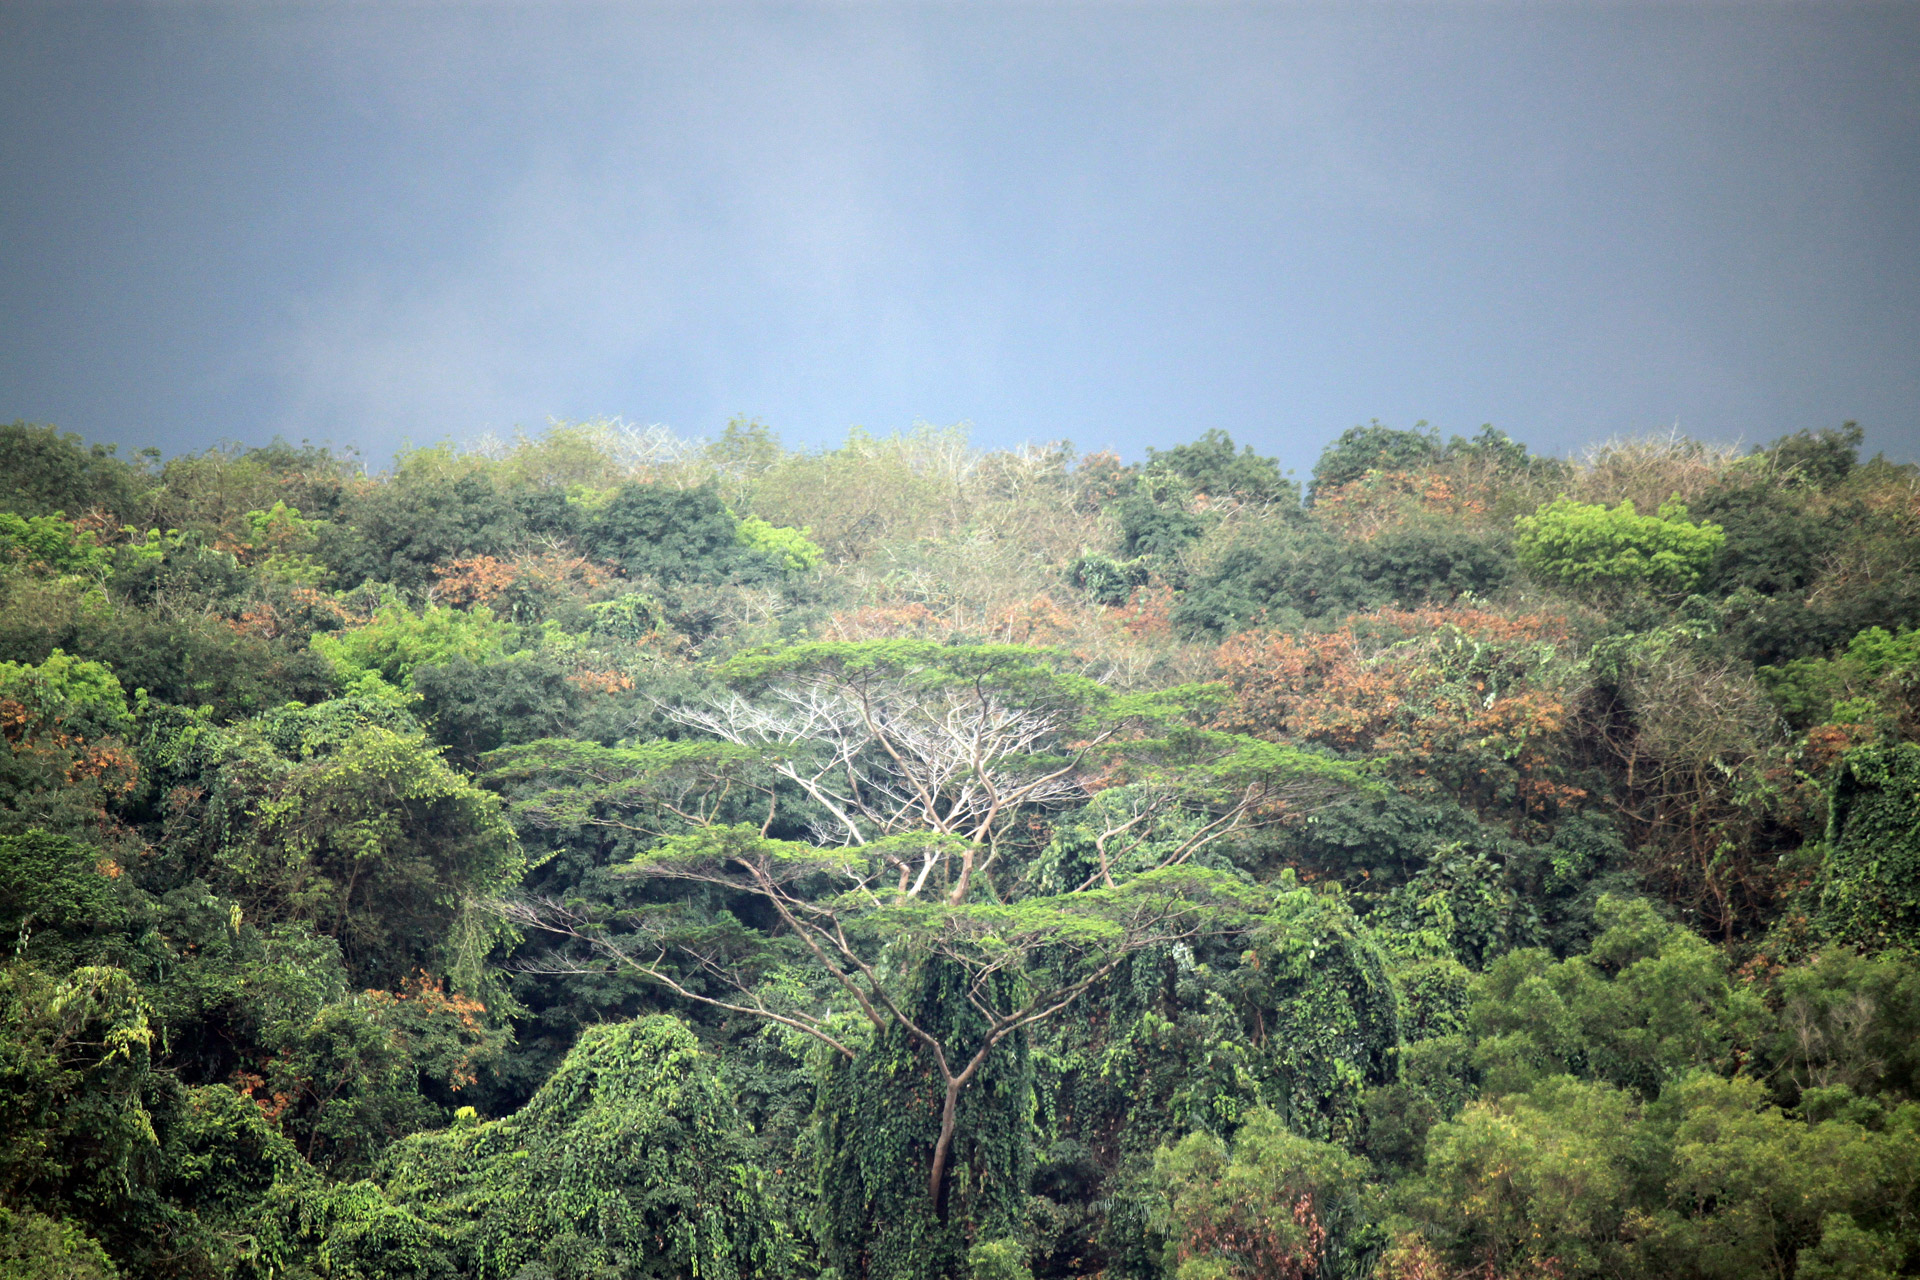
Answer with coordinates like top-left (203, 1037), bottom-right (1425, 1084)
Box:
top-left (584, 481), bottom-right (758, 583)
top-left (203, 705), bottom-right (523, 990)
top-left (1308, 422), bottom-right (1444, 502)
top-left (0, 422), bottom-right (149, 521)
top-left (1143, 431), bottom-right (1298, 505)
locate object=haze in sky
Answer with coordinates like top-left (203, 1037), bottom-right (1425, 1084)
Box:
top-left (2, 1), bottom-right (1916, 475)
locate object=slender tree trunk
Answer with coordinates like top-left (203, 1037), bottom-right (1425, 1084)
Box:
top-left (928, 1076), bottom-right (964, 1216)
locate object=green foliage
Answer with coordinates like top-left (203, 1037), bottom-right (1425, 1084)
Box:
top-left (708, 416), bottom-right (786, 491)
top-left (0, 830), bottom-right (124, 961)
top-left (1403, 1071), bottom-right (1920, 1280)
top-left (206, 716), bottom-right (522, 989)
top-left (326, 458), bottom-right (526, 592)
top-left (311, 598), bottom-right (519, 695)
top-left (1693, 474), bottom-right (1832, 600)
top-left (1143, 431), bottom-right (1298, 506)
top-left (1067, 550), bottom-right (1151, 606)
top-left (367, 1015), bottom-right (782, 1280)
top-left (0, 964), bottom-right (156, 1214)
top-left (1397, 1073), bottom-right (1648, 1279)
top-left (1308, 421), bottom-right (1444, 500)
top-left (1150, 1108), bottom-right (1371, 1280)
top-left (740, 516), bottom-right (826, 573)
top-left (585, 481), bottom-right (760, 583)
top-left (107, 528), bottom-right (253, 612)
top-left (409, 650), bottom-right (584, 763)
top-left (1513, 495), bottom-right (1725, 594)
top-left (1368, 842), bottom-right (1527, 972)
top-left (300, 1178), bottom-right (457, 1280)
top-left (1233, 882), bottom-right (1403, 1142)
top-left (145, 1081), bottom-right (313, 1277)
top-left (1025, 883), bottom-right (1401, 1276)
top-left (967, 1238), bottom-right (1033, 1280)
top-left (1172, 521), bottom-right (1510, 635)
top-left (0, 647), bottom-right (131, 737)
top-left (1763, 422), bottom-right (1864, 491)
top-left (2, 598), bottom-right (335, 718)
top-left (1758, 945), bottom-right (1920, 1106)
top-left (141, 438), bottom-right (354, 539)
top-left (1468, 896), bottom-right (1759, 1098)
top-left (1759, 624), bottom-right (1920, 730)
top-left (0, 1206), bottom-right (117, 1280)
top-left (818, 958), bottom-right (1034, 1280)
top-left (0, 512), bottom-right (110, 578)
top-left (1113, 477), bottom-right (1209, 562)
top-left (0, 422), bottom-right (148, 521)
top-left (744, 424), bottom-right (972, 560)
top-left (1799, 1213), bottom-right (1903, 1280)
top-left (1818, 743), bottom-right (1920, 952)
top-left (10, 417), bottom-right (1920, 1279)
top-left (263, 983), bottom-right (505, 1176)
top-left (585, 589), bottom-right (666, 642)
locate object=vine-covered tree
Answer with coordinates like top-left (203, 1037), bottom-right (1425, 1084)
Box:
top-left (495, 641), bottom-right (1360, 1255)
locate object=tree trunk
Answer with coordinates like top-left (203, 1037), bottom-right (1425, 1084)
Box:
top-left (928, 1076), bottom-right (964, 1218)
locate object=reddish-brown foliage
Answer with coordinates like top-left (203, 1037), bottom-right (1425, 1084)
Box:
top-left (1169, 1192), bottom-right (1327, 1280)
top-left (1216, 607), bottom-right (1584, 823)
top-left (431, 551), bottom-right (612, 612)
top-left (1314, 468), bottom-right (1492, 539)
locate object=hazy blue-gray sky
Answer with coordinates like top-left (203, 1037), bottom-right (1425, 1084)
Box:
top-left (2, 1), bottom-right (1916, 475)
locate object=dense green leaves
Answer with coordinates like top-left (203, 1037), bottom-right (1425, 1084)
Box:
top-left (1819, 743), bottom-right (1920, 952)
top-left (205, 714), bottom-right (523, 989)
top-left (367, 1015), bottom-right (782, 1280)
top-left (1150, 1109), bottom-right (1370, 1280)
top-left (584, 481), bottom-right (767, 584)
top-left (1514, 495), bottom-right (1725, 594)
top-left (1144, 431), bottom-right (1298, 506)
top-left (1308, 422), bottom-right (1445, 500)
top-left (5, 417), bottom-right (1920, 1280)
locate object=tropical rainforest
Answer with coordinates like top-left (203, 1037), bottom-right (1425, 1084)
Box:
top-left (2, 414), bottom-right (1918, 1280)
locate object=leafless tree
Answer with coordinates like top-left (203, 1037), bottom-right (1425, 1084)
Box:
top-left (664, 669), bottom-right (1100, 903)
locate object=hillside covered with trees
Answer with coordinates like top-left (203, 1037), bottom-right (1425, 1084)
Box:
top-left (2, 416), bottom-right (1918, 1280)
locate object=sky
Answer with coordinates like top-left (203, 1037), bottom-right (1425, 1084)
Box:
top-left (2, 1), bottom-right (1916, 478)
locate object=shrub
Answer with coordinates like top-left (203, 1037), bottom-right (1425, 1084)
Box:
top-left (1513, 495), bottom-right (1723, 594)
top-left (1150, 1108), bottom-right (1370, 1280)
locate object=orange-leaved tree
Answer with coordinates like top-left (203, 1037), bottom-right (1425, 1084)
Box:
top-left (1215, 607), bottom-right (1589, 829)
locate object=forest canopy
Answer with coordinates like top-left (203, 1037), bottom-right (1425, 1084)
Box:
top-left (1, 415), bottom-right (1918, 1280)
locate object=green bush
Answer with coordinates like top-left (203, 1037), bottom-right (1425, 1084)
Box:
top-left (1513, 495), bottom-right (1723, 594)
top-left (1150, 1108), bottom-right (1371, 1280)
top-left (1144, 430), bottom-right (1298, 505)
top-left (0, 422), bottom-right (148, 522)
top-left (311, 598), bottom-right (520, 695)
top-left (0, 1206), bottom-right (117, 1280)
top-left (585, 482), bottom-right (761, 583)
top-left (1308, 421), bottom-right (1444, 501)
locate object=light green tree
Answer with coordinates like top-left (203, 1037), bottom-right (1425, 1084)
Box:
top-left (1514, 494), bottom-right (1724, 593)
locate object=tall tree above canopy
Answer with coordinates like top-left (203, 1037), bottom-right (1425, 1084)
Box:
top-left (495, 640), bottom-right (1365, 1217)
